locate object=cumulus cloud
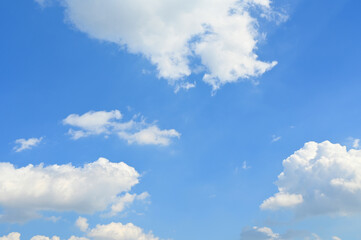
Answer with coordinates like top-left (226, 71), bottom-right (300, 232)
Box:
top-left (0, 233), bottom-right (21, 240)
top-left (261, 141), bottom-right (361, 217)
top-left (261, 192), bottom-right (303, 210)
top-left (0, 234), bottom-right (87, 240)
top-left (76, 217), bottom-right (89, 232)
top-left (88, 222), bottom-right (159, 240)
top-left (1, 221), bottom-right (161, 240)
top-left (30, 236), bottom-right (60, 240)
top-left (0, 158), bottom-right (143, 222)
top-left (13, 137), bottom-right (43, 152)
top-left (36, 0), bottom-right (282, 90)
top-left (63, 110), bottom-right (180, 146)
top-left (118, 126), bottom-right (180, 146)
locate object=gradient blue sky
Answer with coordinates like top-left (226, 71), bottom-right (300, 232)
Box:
top-left (1, 0), bottom-right (361, 239)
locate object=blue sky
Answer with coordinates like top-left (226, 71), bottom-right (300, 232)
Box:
top-left (1, 0), bottom-right (361, 239)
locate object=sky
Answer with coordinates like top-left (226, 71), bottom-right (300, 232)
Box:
top-left (1, 0), bottom-right (361, 239)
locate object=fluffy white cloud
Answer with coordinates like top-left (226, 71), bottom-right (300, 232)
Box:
top-left (76, 217), bottom-right (89, 232)
top-left (0, 158), bottom-right (142, 222)
top-left (261, 192), bottom-right (303, 210)
top-left (30, 236), bottom-right (60, 240)
top-left (261, 141), bottom-right (361, 217)
top-left (332, 237), bottom-right (342, 240)
top-left (63, 110), bottom-right (122, 139)
top-left (0, 234), bottom-right (87, 240)
top-left (0, 233), bottom-right (20, 240)
top-left (1, 221), bottom-right (160, 240)
top-left (37, 0), bottom-right (282, 90)
top-left (88, 222), bottom-right (159, 240)
top-left (63, 110), bottom-right (180, 146)
top-left (118, 126), bottom-right (180, 146)
top-left (13, 137), bottom-right (43, 152)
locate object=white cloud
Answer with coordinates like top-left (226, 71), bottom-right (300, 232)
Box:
top-left (0, 233), bottom-right (20, 240)
top-left (110, 192), bottom-right (150, 216)
top-left (272, 135), bottom-right (281, 143)
top-left (261, 141), bottom-right (361, 217)
top-left (88, 222), bottom-right (159, 240)
top-left (1, 221), bottom-right (161, 240)
top-left (76, 217), bottom-right (89, 232)
top-left (63, 110), bottom-right (122, 139)
top-left (241, 226), bottom-right (280, 240)
top-left (63, 110), bottom-right (180, 146)
top-left (174, 82), bottom-right (196, 93)
top-left (242, 161), bottom-right (251, 170)
top-left (261, 192), bottom-right (303, 210)
top-left (0, 158), bottom-right (142, 222)
top-left (13, 137), bottom-right (43, 152)
top-left (37, 0), bottom-right (282, 90)
top-left (240, 226), bottom-right (322, 240)
top-left (68, 237), bottom-right (89, 240)
top-left (332, 237), bottom-right (342, 240)
top-left (0, 234), bottom-right (87, 240)
top-left (353, 138), bottom-right (360, 149)
top-left (30, 236), bottom-right (60, 240)
top-left (118, 126), bottom-right (180, 146)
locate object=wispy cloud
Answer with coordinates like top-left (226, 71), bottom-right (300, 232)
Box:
top-left (353, 138), bottom-right (360, 149)
top-left (271, 135), bottom-right (281, 143)
top-left (242, 161), bottom-right (251, 170)
top-left (13, 137), bottom-right (43, 152)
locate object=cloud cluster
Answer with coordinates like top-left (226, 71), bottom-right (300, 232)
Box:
top-left (63, 110), bottom-right (180, 146)
top-left (261, 141), bottom-right (361, 217)
top-left (1, 221), bottom-right (160, 240)
top-left (37, 0), bottom-right (281, 90)
top-left (0, 233), bottom-right (85, 240)
top-left (0, 158), bottom-right (144, 222)
top-left (13, 137), bottom-right (43, 152)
